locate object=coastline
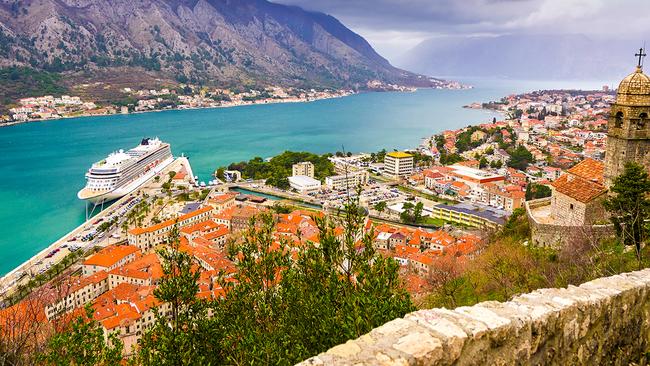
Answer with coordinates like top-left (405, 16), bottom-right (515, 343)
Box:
top-left (0, 91), bottom-right (357, 129)
top-left (0, 157), bottom-right (190, 296)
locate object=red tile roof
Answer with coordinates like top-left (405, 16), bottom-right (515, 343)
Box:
top-left (83, 245), bottom-right (140, 268)
top-left (552, 160), bottom-right (607, 204)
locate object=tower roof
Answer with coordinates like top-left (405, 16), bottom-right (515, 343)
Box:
top-left (616, 66), bottom-right (650, 106)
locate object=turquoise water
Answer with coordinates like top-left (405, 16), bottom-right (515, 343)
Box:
top-left (231, 188), bottom-right (282, 201)
top-left (0, 78), bottom-right (610, 275)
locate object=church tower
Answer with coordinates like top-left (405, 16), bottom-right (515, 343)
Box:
top-left (604, 49), bottom-right (650, 188)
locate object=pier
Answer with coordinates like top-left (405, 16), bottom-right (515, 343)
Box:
top-left (0, 157), bottom-right (193, 299)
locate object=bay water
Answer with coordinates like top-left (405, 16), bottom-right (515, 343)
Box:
top-left (0, 78), bottom-right (611, 275)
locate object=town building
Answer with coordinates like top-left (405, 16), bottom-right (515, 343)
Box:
top-left (384, 151), bottom-right (414, 178)
top-left (292, 162), bottom-right (315, 178)
top-left (325, 170), bottom-right (369, 191)
top-left (108, 253), bottom-right (163, 289)
top-left (549, 159), bottom-right (607, 226)
top-left (288, 175), bottom-right (322, 193)
top-left (44, 271), bottom-right (109, 320)
top-left (127, 205), bottom-right (214, 252)
top-left (430, 203), bottom-right (508, 230)
top-left (82, 245), bottom-right (141, 276)
top-left (207, 192), bottom-right (237, 212)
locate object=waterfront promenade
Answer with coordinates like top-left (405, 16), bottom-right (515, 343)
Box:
top-left (0, 157), bottom-right (192, 298)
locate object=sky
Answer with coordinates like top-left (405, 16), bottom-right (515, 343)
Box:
top-left (273, 0), bottom-right (650, 63)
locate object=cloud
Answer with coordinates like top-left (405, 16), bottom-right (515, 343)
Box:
top-left (272, 0), bottom-right (650, 61)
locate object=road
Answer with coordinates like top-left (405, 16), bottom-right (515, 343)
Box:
top-left (0, 157), bottom-right (189, 298)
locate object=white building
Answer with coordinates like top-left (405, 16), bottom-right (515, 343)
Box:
top-left (288, 175), bottom-right (322, 193)
top-left (325, 170), bottom-right (369, 191)
top-left (292, 162), bottom-right (315, 178)
top-left (384, 152), bottom-right (414, 178)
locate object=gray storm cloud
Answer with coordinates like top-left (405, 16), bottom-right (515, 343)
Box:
top-left (272, 0), bottom-right (650, 61)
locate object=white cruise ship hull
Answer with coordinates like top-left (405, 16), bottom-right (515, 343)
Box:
top-left (78, 155), bottom-right (174, 204)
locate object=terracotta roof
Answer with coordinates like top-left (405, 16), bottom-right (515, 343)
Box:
top-left (552, 173), bottom-right (606, 203)
top-left (566, 158), bottom-right (604, 185)
top-left (83, 245), bottom-right (140, 268)
top-left (202, 225), bottom-right (229, 240)
top-left (209, 192), bottom-right (237, 204)
top-left (180, 219), bottom-right (220, 234)
top-left (109, 253), bottom-right (162, 281)
top-left (129, 206), bottom-right (213, 235)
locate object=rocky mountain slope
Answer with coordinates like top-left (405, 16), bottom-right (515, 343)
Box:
top-left (0, 0), bottom-right (440, 88)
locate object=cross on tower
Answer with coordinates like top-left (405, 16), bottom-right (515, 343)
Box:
top-left (636, 47), bottom-right (646, 68)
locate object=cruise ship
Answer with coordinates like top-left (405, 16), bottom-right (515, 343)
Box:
top-left (78, 138), bottom-right (174, 204)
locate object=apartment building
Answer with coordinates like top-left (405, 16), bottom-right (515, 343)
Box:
top-left (384, 151), bottom-right (414, 178)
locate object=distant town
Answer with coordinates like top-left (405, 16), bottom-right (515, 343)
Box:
top-left (1, 86), bottom-right (355, 126)
top-left (0, 77), bottom-right (468, 127)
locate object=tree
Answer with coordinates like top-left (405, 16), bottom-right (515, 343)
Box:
top-left (413, 202), bottom-right (424, 224)
top-left (215, 167), bottom-right (226, 181)
top-left (490, 160), bottom-right (503, 169)
top-left (507, 145), bottom-right (534, 170)
top-left (400, 202), bottom-right (415, 224)
top-left (37, 305), bottom-right (123, 366)
top-left (137, 224), bottom-right (212, 365)
top-left (210, 197), bottom-right (413, 364)
top-left (399, 202), bottom-right (423, 224)
top-left (374, 201), bottom-right (387, 217)
top-left (479, 157), bottom-right (488, 169)
top-left (603, 162), bottom-right (650, 268)
top-left (525, 183), bottom-right (552, 201)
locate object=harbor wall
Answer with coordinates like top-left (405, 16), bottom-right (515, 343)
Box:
top-left (298, 268), bottom-right (650, 365)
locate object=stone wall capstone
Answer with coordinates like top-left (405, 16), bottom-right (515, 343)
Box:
top-left (297, 268), bottom-right (650, 365)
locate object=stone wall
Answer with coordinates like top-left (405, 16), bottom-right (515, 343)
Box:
top-left (525, 198), bottom-right (613, 248)
top-left (298, 268), bottom-right (650, 365)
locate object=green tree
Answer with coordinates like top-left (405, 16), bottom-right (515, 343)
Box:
top-left (490, 160), bottom-right (503, 169)
top-left (525, 183), bottom-right (552, 201)
top-left (137, 224), bottom-right (211, 365)
top-left (400, 202), bottom-right (415, 224)
top-left (215, 167), bottom-right (226, 181)
top-left (211, 197), bottom-right (413, 364)
top-left (413, 202), bottom-right (424, 224)
top-left (507, 145), bottom-right (534, 170)
top-left (37, 305), bottom-right (123, 366)
top-left (603, 162), bottom-right (650, 268)
top-left (479, 157), bottom-right (488, 169)
top-left (374, 201), bottom-right (387, 217)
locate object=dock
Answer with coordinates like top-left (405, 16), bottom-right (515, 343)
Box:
top-left (0, 157), bottom-right (192, 298)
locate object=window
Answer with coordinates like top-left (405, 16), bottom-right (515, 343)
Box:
top-left (615, 111), bottom-right (624, 128)
top-left (570, 203), bottom-right (574, 210)
top-left (639, 113), bottom-right (648, 130)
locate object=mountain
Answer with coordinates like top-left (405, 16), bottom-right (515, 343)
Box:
top-left (0, 0), bottom-right (440, 90)
top-left (398, 34), bottom-right (640, 81)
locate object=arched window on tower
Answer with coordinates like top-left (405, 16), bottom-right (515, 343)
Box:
top-left (638, 112), bottom-right (648, 130)
top-left (614, 111), bottom-right (624, 128)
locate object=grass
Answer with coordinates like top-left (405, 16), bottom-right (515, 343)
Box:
top-left (421, 217), bottom-right (448, 227)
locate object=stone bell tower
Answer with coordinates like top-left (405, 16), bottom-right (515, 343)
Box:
top-left (604, 49), bottom-right (650, 188)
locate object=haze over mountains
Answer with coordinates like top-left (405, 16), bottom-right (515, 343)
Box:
top-left (0, 0), bottom-right (439, 88)
top-left (397, 34), bottom-right (641, 81)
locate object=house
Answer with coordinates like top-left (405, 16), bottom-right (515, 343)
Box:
top-left (82, 245), bottom-right (140, 276)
